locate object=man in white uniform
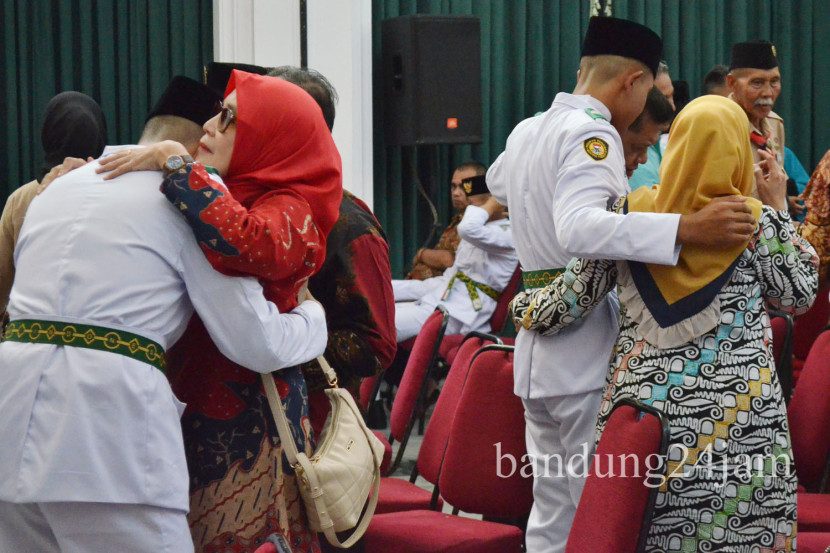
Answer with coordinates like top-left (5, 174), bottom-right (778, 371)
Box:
top-left (0, 81), bottom-right (328, 552)
top-left (393, 174), bottom-right (518, 341)
top-left (487, 17), bottom-right (757, 552)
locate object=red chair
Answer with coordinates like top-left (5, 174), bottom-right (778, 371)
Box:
top-left (358, 375), bottom-right (376, 412)
top-left (769, 310), bottom-right (794, 402)
top-left (375, 333), bottom-right (498, 514)
top-left (798, 493), bottom-right (830, 533)
top-left (488, 264), bottom-right (523, 335)
top-left (799, 532), bottom-right (830, 553)
top-left (792, 285), bottom-right (830, 384)
top-left (438, 265), bottom-right (521, 365)
top-left (565, 399), bottom-right (670, 553)
top-left (374, 306), bottom-right (448, 475)
top-left (362, 345), bottom-right (533, 553)
top-left (789, 330), bottom-right (830, 535)
top-left (789, 330), bottom-right (830, 493)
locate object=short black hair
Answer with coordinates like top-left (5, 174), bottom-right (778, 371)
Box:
top-left (703, 65), bottom-right (729, 94)
top-left (267, 66), bottom-right (338, 131)
top-left (456, 160), bottom-right (487, 176)
top-left (629, 86), bottom-right (674, 132)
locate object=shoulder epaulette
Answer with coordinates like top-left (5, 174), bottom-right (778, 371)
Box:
top-left (584, 108), bottom-right (608, 122)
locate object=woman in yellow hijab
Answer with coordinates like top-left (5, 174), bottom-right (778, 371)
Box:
top-left (511, 95), bottom-right (817, 552)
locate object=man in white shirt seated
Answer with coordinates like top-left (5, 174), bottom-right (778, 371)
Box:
top-left (0, 77), bottom-right (328, 553)
top-left (393, 173), bottom-right (518, 341)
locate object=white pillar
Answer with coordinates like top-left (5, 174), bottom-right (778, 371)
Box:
top-left (212, 0), bottom-right (301, 66)
top-left (212, 0), bottom-right (374, 208)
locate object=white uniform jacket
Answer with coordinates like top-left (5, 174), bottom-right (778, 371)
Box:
top-left (393, 205), bottom-right (518, 331)
top-left (0, 146), bottom-right (328, 512)
top-left (487, 93), bottom-right (681, 399)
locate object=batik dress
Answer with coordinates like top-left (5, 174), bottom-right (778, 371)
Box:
top-left (800, 148), bottom-right (830, 283)
top-left (163, 162), bottom-right (328, 553)
top-left (512, 206), bottom-right (818, 553)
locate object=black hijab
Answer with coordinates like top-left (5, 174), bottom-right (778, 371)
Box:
top-left (38, 91), bottom-right (107, 181)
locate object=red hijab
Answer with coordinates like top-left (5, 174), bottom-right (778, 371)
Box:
top-left (224, 70), bottom-right (342, 241)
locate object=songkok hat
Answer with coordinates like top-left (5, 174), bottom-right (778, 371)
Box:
top-left (729, 40), bottom-right (779, 70)
top-left (205, 61), bottom-right (271, 97)
top-left (145, 76), bottom-right (220, 126)
top-left (581, 16), bottom-right (663, 77)
top-left (460, 174), bottom-right (489, 197)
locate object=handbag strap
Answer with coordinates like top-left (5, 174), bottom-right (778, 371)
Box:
top-left (261, 358), bottom-right (381, 549)
top-left (316, 355), bottom-right (339, 387)
top-left (262, 367), bottom-right (301, 466)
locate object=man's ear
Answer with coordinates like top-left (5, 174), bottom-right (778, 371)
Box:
top-left (726, 73), bottom-right (737, 92)
top-left (622, 69), bottom-right (646, 91)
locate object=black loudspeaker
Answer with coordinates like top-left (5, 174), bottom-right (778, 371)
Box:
top-left (382, 15), bottom-right (482, 146)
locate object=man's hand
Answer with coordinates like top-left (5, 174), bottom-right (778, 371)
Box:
top-left (416, 248), bottom-right (455, 271)
top-left (37, 156), bottom-right (93, 194)
top-left (480, 195), bottom-right (504, 216)
top-left (297, 281), bottom-right (323, 311)
top-left (755, 148), bottom-right (788, 211)
top-left (788, 195), bottom-right (805, 217)
top-left (677, 196), bottom-right (756, 248)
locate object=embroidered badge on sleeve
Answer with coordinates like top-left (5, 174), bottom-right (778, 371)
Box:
top-left (584, 137), bottom-right (609, 161)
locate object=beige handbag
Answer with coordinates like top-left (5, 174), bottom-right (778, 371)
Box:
top-left (262, 356), bottom-right (384, 548)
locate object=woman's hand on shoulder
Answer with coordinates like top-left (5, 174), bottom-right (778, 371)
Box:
top-left (96, 141), bottom-right (189, 181)
top-left (37, 156), bottom-right (94, 194)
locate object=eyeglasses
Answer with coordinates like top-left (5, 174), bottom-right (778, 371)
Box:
top-left (213, 101), bottom-right (236, 133)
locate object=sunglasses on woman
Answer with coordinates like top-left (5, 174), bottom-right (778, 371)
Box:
top-left (213, 101), bottom-right (236, 133)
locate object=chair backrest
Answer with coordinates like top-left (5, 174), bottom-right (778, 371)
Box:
top-left (489, 264), bottom-right (522, 334)
top-left (793, 285), bottom-right (830, 360)
top-left (417, 333), bottom-right (498, 485)
top-left (565, 399), bottom-right (670, 553)
top-left (789, 329), bottom-right (830, 492)
top-left (389, 306), bottom-right (449, 442)
top-left (358, 375), bottom-right (377, 411)
top-left (438, 345), bottom-right (533, 518)
top-left (770, 311), bottom-right (794, 401)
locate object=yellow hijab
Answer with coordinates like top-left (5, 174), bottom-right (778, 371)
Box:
top-left (625, 95), bottom-right (762, 324)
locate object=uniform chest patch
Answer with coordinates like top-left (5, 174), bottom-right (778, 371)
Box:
top-left (583, 137), bottom-right (609, 161)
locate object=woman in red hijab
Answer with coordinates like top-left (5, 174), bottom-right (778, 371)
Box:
top-left (101, 70), bottom-right (342, 552)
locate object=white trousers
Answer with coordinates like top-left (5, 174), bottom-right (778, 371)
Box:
top-left (522, 389), bottom-right (604, 553)
top-left (394, 300), bottom-right (463, 342)
top-left (0, 500), bottom-right (194, 553)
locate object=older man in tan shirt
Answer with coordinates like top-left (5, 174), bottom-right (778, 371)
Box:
top-left (727, 40), bottom-right (798, 215)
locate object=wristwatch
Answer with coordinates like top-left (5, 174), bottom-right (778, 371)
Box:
top-left (163, 154), bottom-right (194, 176)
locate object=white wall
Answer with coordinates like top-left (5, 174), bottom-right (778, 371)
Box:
top-left (212, 0), bottom-right (375, 208)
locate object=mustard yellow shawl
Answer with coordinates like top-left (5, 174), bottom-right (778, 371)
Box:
top-left (623, 95), bottom-right (762, 330)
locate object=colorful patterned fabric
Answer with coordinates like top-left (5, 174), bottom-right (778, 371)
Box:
top-left (161, 158), bottom-right (325, 550)
top-left (300, 191), bottom-right (397, 396)
top-left (407, 213), bottom-right (463, 280)
top-left (800, 148), bottom-right (830, 283)
top-left (160, 73), bottom-right (344, 552)
top-left (161, 162), bottom-right (323, 314)
top-left (443, 269), bottom-right (501, 311)
top-left (4, 319), bottom-right (166, 372)
top-left (167, 318), bottom-right (319, 553)
top-left (511, 207), bottom-right (818, 552)
top-left (521, 267), bottom-right (565, 291)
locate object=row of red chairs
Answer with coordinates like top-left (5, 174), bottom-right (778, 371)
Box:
top-left (771, 285), bottom-right (830, 398)
top-left (769, 288), bottom-right (830, 550)
top-left (252, 288), bottom-right (830, 552)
